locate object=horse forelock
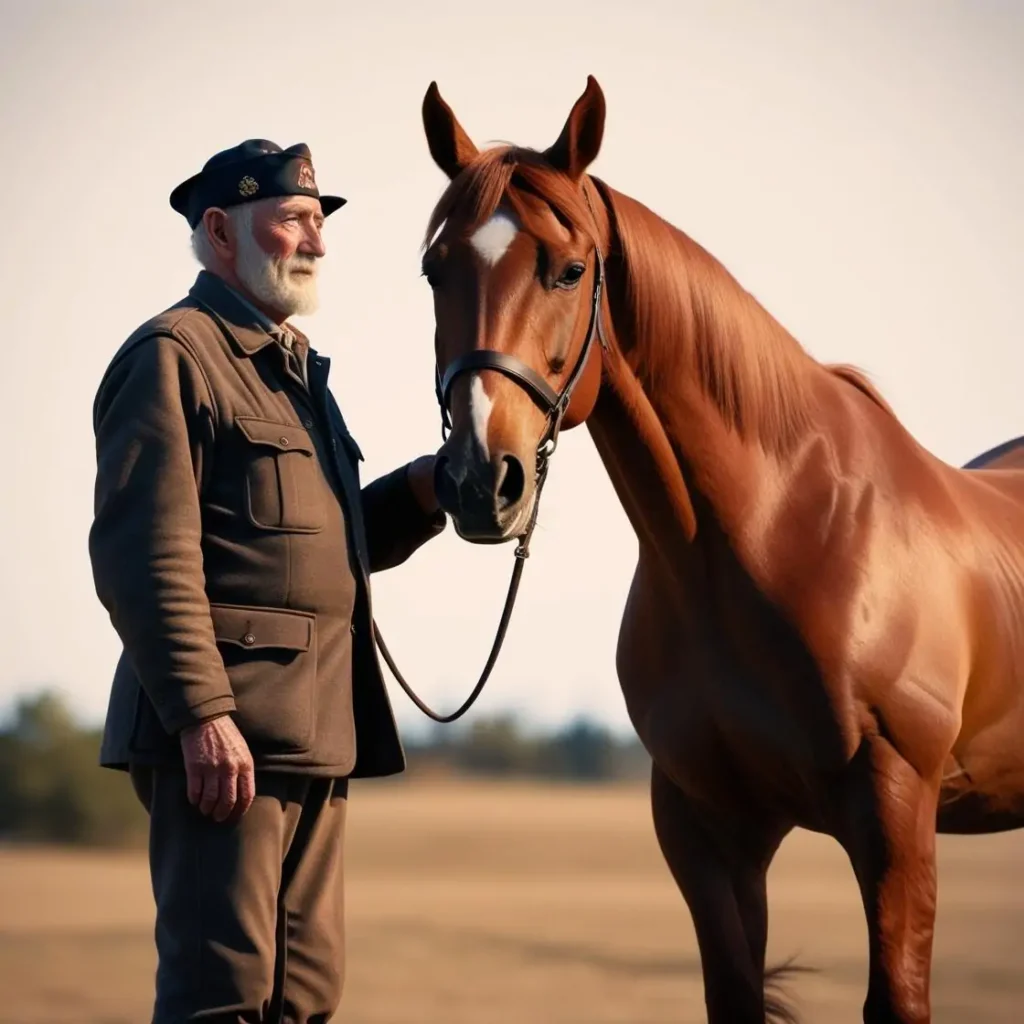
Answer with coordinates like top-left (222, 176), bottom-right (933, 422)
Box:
top-left (422, 145), bottom-right (601, 254)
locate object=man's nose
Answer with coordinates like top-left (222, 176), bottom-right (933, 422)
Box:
top-left (303, 228), bottom-right (326, 258)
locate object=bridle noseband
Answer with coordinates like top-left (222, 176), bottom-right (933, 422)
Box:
top-left (373, 245), bottom-right (609, 723)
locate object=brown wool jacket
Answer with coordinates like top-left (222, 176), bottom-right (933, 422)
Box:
top-left (89, 270), bottom-right (445, 778)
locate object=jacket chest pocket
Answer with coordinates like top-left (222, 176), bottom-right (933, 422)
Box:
top-left (236, 417), bottom-right (326, 532)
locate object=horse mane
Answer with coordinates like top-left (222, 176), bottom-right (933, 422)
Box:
top-left (826, 363), bottom-right (897, 415)
top-left (599, 185), bottom-right (828, 455)
top-left (423, 146), bottom-right (895, 454)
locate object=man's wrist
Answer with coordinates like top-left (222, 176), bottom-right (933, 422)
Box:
top-left (179, 708), bottom-right (233, 737)
top-left (406, 455), bottom-right (440, 515)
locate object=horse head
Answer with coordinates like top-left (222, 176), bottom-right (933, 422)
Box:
top-left (421, 76), bottom-right (611, 543)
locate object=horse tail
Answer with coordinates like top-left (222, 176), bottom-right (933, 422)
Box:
top-left (764, 956), bottom-right (816, 1024)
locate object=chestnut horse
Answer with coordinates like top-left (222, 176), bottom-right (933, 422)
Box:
top-left (415, 76), bottom-right (1024, 1023)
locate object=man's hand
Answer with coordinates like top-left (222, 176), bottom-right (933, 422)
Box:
top-left (179, 715), bottom-right (255, 822)
top-left (407, 454), bottom-right (441, 514)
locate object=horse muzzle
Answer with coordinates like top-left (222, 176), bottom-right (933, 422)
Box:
top-left (434, 440), bottom-right (534, 543)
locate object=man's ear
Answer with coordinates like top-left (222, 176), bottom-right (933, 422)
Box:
top-left (543, 75), bottom-right (606, 181)
top-left (422, 81), bottom-right (480, 179)
top-left (200, 207), bottom-right (234, 258)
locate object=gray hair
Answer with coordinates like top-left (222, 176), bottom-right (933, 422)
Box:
top-left (190, 203), bottom-right (255, 268)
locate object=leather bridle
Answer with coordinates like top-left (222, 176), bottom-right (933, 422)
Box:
top-left (372, 248), bottom-right (609, 722)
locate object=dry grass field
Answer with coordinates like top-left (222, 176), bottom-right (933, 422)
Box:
top-left (0, 777), bottom-right (1022, 1023)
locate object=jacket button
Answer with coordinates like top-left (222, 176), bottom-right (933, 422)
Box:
top-left (303, 417), bottom-right (314, 428)
top-left (279, 436), bottom-right (290, 446)
top-left (243, 633), bottom-right (256, 645)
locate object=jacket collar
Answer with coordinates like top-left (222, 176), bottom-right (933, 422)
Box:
top-left (188, 270), bottom-right (312, 356)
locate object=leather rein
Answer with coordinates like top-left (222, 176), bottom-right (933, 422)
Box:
top-left (372, 248), bottom-right (609, 722)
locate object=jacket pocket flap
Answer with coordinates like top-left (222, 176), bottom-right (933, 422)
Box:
top-left (236, 417), bottom-right (316, 455)
top-left (210, 604), bottom-right (313, 651)
top-left (340, 431), bottom-right (364, 462)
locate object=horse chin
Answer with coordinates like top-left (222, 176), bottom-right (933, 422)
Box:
top-left (451, 494), bottom-right (537, 546)
top-left (452, 521), bottom-right (515, 545)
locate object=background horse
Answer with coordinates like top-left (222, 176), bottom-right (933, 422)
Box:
top-left (417, 76), bottom-right (1024, 1023)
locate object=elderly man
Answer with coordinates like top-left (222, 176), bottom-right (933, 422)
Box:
top-left (88, 139), bottom-right (444, 1022)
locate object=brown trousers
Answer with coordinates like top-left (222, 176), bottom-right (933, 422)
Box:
top-left (131, 766), bottom-right (348, 1023)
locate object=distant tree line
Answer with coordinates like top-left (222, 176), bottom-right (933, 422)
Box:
top-left (0, 690), bottom-right (650, 847)
top-left (402, 714), bottom-right (651, 782)
top-left (0, 691), bottom-right (147, 847)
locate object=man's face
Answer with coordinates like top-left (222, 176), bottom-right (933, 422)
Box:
top-left (229, 194), bottom-right (327, 318)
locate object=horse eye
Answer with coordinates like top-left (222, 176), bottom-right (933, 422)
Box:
top-left (556, 262), bottom-right (586, 288)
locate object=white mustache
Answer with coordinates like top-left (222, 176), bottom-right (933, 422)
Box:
top-left (284, 254), bottom-right (318, 274)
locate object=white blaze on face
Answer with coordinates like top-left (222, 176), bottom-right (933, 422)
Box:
top-left (469, 374), bottom-right (494, 459)
top-left (465, 210), bottom-right (516, 458)
top-left (470, 210), bottom-right (519, 267)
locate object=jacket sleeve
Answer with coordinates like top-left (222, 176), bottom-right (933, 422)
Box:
top-left (361, 463), bottom-right (447, 573)
top-left (88, 334), bottom-right (236, 734)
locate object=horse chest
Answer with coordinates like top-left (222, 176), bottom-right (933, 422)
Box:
top-left (617, 572), bottom-right (830, 820)
top-left (660, 667), bottom-right (822, 812)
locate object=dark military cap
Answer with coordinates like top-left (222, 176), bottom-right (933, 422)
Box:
top-left (169, 139), bottom-right (346, 229)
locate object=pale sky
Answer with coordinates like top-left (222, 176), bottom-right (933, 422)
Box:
top-left (1, 1), bottom-right (1021, 739)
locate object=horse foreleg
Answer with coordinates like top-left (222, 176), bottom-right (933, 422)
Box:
top-left (838, 736), bottom-right (940, 1024)
top-left (650, 762), bottom-right (798, 1024)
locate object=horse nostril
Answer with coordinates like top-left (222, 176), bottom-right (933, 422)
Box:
top-left (496, 453), bottom-right (525, 507)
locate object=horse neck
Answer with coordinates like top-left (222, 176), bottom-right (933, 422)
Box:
top-left (584, 182), bottom-right (823, 559)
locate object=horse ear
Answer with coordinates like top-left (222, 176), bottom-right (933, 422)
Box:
top-left (544, 75), bottom-right (606, 180)
top-left (422, 81), bottom-right (479, 180)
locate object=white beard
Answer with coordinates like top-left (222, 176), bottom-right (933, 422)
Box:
top-left (234, 214), bottom-right (320, 317)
